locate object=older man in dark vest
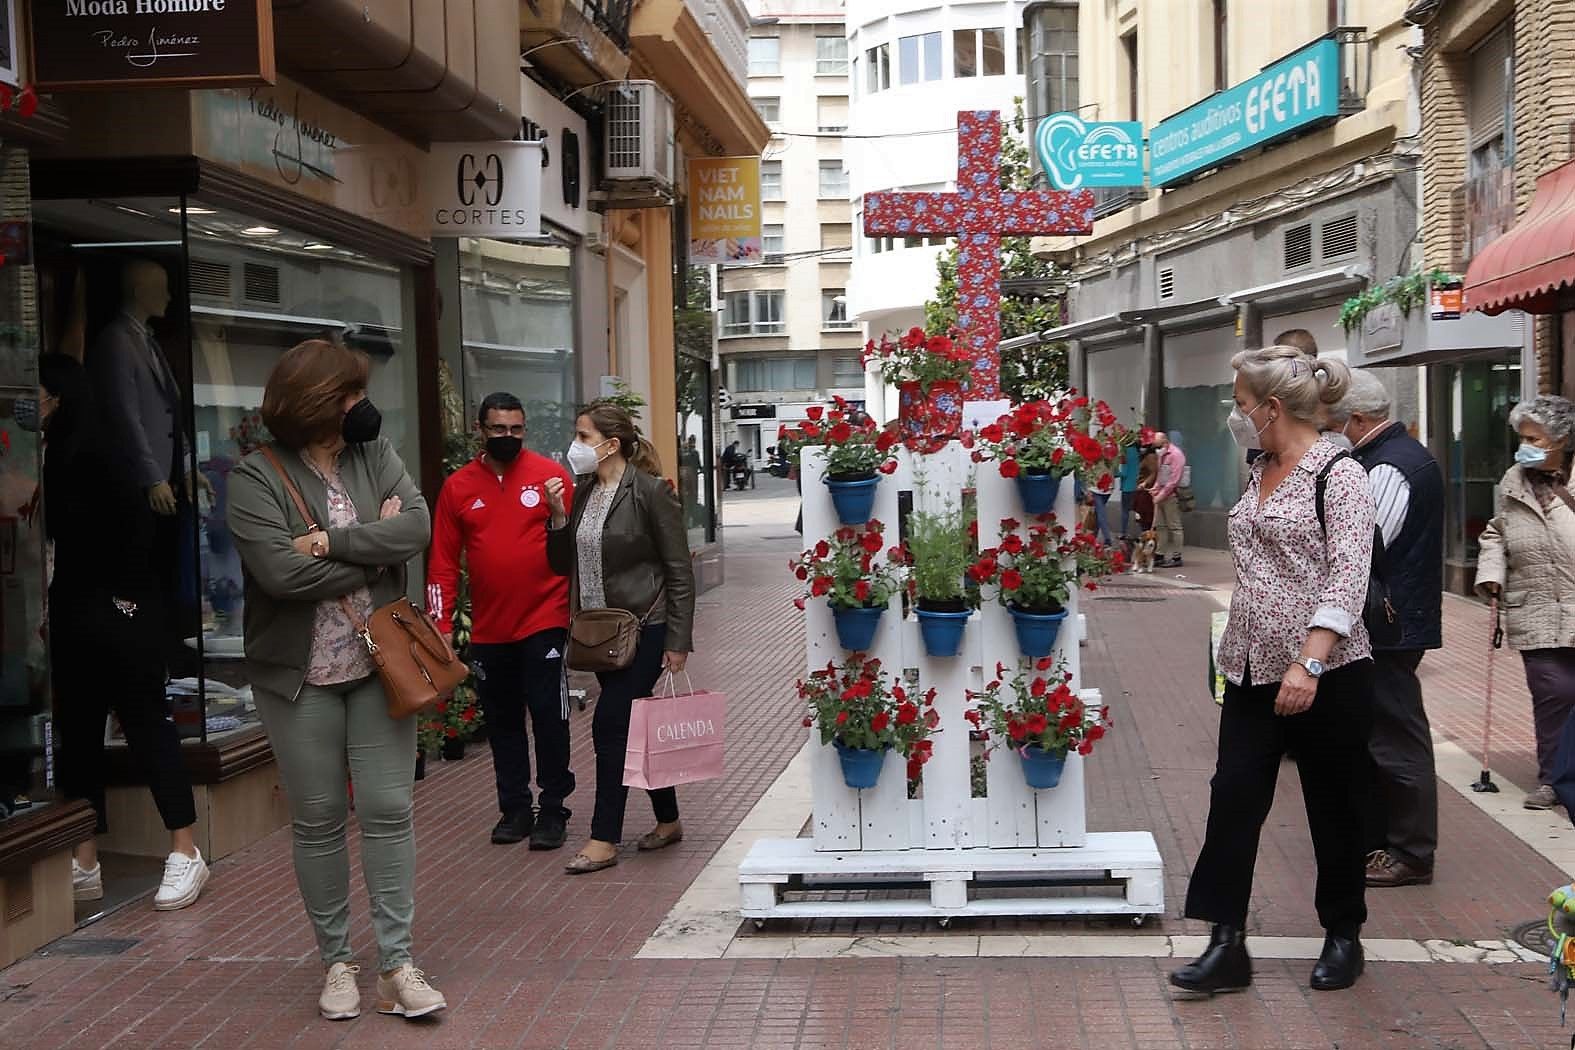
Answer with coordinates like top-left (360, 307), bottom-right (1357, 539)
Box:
top-left (1328, 370), bottom-right (1444, 888)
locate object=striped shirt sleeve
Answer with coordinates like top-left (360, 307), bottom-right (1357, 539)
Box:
top-left (1368, 463), bottom-right (1410, 550)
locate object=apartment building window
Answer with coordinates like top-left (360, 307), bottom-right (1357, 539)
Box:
top-left (816, 35), bottom-right (849, 75)
top-left (831, 353), bottom-right (866, 387)
top-left (1121, 31), bottom-right (1139, 121)
top-left (1468, 23), bottom-right (1514, 176)
top-left (865, 43), bottom-right (891, 92)
top-left (822, 290), bottom-right (855, 329)
top-left (868, 234), bottom-right (896, 253)
top-left (749, 36), bottom-right (781, 75)
top-left (820, 222), bottom-right (853, 254)
top-left (1026, 2), bottom-right (1078, 136)
top-left (1213, 0), bottom-right (1228, 91)
top-left (955, 28), bottom-right (1006, 78)
top-left (762, 224), bottom-right (785, 263)
top-left (819, 160), bottom-right (850, 199)
top-left (899, 32), bottom-right (942, 84)
top-left (754, 96), bottom-right (781, 126)
top-left (818, 96), bottom-right (849, 133)
top-left (730, 356), bottom-right (816, 391)
top-left (761, 160), bottom-right (784, 200)
top-left (722, 290), bottom-right (786, 336)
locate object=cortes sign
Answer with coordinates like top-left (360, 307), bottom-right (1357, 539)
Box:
top-left (1034, 115), bottom-right (1145, 190)
top-left (26, 0), bottom-right (275, 90)
top-left (426, 141), bottom-right (543, 239)
top-left (1149, 37), bottom-right (1340, 189)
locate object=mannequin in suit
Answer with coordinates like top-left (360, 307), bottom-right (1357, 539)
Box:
top-left (91, 259), bottom-right (182, 516)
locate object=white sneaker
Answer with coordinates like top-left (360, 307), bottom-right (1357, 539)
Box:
top-left (152, 848), bottom-right (209, 911)
top-left (319, 962), bottom-right (362, 1020)
top-left (375, 964), bottom-right (447, 1019)
top-left (71, 859), bottom-right (103, 902)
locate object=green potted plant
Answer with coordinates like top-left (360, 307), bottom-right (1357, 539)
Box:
top-left (901, 499), bottom-right (977, 658)
top-left (798, 654), bottom-right (937, 789)
top-left (969, 656), bottom-right (1109, 789)
top-left (792, 520), bottom-right (904, 651)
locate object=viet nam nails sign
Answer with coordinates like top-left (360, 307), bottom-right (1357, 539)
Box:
top-left (1034, 115), bottom-right (1145, 190)
top-left (688, 156), bottom-right (763, 266)
top-left (1149, 36), bottom-right (1340, 189)
top-left (27, 0), bottom-right (275, 91)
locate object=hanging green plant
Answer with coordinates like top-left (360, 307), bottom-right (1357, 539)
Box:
top-left (1339, 267), bottom-right (1460, 334)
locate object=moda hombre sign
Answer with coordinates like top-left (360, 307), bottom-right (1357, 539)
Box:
top-left (1149, 36), bottom-right (1341, 189)
top-left (27, 0), bottom-right (275, 91)
top-left (426, 141), bottom-right (544, 239)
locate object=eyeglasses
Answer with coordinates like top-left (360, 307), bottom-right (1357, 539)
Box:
top-left (483, 424), bottom-right (527, 438)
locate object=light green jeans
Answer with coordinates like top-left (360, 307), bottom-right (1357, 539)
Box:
top-left (255, 676), bottom-right (416, 972)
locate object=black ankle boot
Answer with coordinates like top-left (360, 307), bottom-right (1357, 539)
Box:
top-left (1169, 925), bottom-right (1252, 995)
top-left (1310, 933), bottom-right (1363, 991)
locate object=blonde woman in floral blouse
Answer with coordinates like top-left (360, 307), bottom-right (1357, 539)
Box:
top-left (1170, 346), bottom-right (1376, 999)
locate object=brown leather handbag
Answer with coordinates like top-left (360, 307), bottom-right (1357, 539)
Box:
top-left (259, 447), bottom-right (466, 719)
top-left (567, 592), bottom-right (663, 673)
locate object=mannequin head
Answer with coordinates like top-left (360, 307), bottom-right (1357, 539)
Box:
top-left (121, 259), bottom-right (171, 323)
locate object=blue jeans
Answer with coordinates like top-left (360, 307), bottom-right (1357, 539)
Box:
top-left (1119, 492), bottom-right (1136, 537)
top-left (1092, 493), bottom-right (1113, 544)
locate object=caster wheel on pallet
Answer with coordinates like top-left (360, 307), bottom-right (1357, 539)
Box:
top-left (1131, 915), bottom-right (1146, 929)
top-left (937, 918), bottom-right (951, 929)
top-left (752, 919), bottom-right (766, 931)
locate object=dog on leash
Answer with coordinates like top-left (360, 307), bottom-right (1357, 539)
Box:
top-left (1133, 530), bottom-right (1159, 574)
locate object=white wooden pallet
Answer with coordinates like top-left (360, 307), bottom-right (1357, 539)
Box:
top-left (738, 832), bottom-right (1164, 924)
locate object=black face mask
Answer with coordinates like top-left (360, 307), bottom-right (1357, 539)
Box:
top-left (13, 397), bottom-right (40, 434)
top-left (486, 435), bottom-right (523, 463)
top-left (342, 399), bottom-right (382, 444)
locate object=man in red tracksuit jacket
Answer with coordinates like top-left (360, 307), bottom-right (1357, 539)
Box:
top-left (429, 393), bottom-right (576, 849)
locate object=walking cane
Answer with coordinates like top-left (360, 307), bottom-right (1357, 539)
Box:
top-left (1471, 597), bottom-right (1504, 793)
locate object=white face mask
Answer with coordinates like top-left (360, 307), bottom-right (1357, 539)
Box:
top-left (1322, 421), bottom-right (1355, 452)
top-left (1228, 401), bottom-right (1270, 451)
top-left (566, 438), bottom-right (606, 475)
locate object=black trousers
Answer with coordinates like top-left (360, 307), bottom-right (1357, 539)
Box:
top-left (590, 623), bottom-right (679, 844)
top-left (1184, 659), bottom-right (1374, 937)
top-left (469, 628), bottom-right (574, 817)
top-left (52, 588), bottom-right (196, 835)
top-left (1364, 651), bottom-right (1437, 869)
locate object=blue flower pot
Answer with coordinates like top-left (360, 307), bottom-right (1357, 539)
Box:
top-left (1019, 745), bottom-right (1068, 789)
top-left (832, 604), bottom-right (885, 651)
top-left (1008, 605), bottom-right (1068, 659)
top-left (825, 474), bottom-right (879, 525)
top-left (834, 740), bottom-right (887, 789)
top-left (1015, 471), bottom-right (1062, 517)
top-left (915, 607), bottom-right (971, 658)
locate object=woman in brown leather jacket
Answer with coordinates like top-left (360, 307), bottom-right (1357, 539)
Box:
top-left (545, 402), bottom-right (696, 874)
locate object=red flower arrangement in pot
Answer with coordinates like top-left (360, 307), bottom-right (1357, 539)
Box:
top-left (968, 656), bottom-right (1110, 789)
top-left (798, 654), bottom-right (939, 788)
top-left (791, 519), bottom-right (904, 652)
top-left (863, 326), bottom-right (972, 448)
top-left (779, 399), bottom-right (899, 526)
top-left (969, 514), bottom-right (1125, 659)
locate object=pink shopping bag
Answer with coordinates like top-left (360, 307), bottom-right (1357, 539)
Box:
top-left (623, 673), bottom-right (727, 790)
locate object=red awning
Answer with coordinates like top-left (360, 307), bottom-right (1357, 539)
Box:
top-left (1466, 157), bottom-right (1575, 315)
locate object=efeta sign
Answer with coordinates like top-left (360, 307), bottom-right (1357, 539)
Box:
top-left (1149, 37), bottom-right (1340, 188)
top-left (26, 0), bottom-right (275, 90)
top-left (1034, 115), bottom-right (1145, 190)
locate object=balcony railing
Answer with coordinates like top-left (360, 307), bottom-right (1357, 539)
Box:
top-left (1452, 166), bottom-right (1516, 271)
top-left (579, 0), bottom-right (633, 49)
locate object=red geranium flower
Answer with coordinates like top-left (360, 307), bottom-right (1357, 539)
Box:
top-left (871, 711), bottom-right (890, 733)
top-left (806, 405), bottom-right (824, 421)
top-left (853, 579), bottom-right (871, 603)
top-left (1000, 569), bottom-right (1023, 591)
top-left (999, 458), bottom-right (1020, 478)
top-left (860, 530), bottom-right (883, 554)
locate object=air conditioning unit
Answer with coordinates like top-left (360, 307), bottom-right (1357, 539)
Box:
top-left (601, 80), bottom-right (676, 207)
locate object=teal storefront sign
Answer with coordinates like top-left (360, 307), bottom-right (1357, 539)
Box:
top-left (1034, 114), bottom-right (1146, 190)
top-left (1149, 37), bottom-right (1341, 188)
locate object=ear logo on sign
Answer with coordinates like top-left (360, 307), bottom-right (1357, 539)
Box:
top-left (458, 153), bottom-right (506, 207)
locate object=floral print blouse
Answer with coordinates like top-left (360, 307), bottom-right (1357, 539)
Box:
top-left (1216, 441), bottom-right (1376, 687)
top-left (574, 471), bottom-right (620, 611)
top-left (302, 451), bottom-right (377, 686)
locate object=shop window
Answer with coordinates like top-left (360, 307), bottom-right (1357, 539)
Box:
top-left (865, 43), bottom-right (891, 93)
top-left (761, 161), bottom-right (784, 201)
top-left (899, 32), bottom-right (942, 85)
top-left (730, 355), bottom-right (816, 391)
top-left (817, 35), bottom-right (850, 75)
top-left (818, 161), bottom-right (850, 200)
top-left (722, 290), bottom-right (786, 336)
top-left (749, 36), bottom-right (781, 75)
top-left (822, 290), bottom-right (854, 329)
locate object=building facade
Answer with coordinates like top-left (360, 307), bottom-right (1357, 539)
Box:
top-left (1032, 0), bottom-right (1428, 549)
top-left (719, 0), bottom-right (863, 465)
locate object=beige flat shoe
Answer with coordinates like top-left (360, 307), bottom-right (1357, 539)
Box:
top-left (565, 851), bottom-right (619, 875)
top-left (636, 826), bottom-right (684, 852)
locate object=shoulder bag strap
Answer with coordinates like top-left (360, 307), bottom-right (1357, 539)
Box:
top-left (256, 446), bottom-right (371, 635)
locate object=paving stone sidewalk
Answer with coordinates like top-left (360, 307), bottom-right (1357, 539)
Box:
top-left (0, 507), bottom-right (1565, 1049)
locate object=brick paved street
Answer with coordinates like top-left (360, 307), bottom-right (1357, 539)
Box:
top-left (0, 490), bottom-right (1567, 1049)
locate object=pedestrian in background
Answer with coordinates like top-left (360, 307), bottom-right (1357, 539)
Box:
top-left (1248, 331), bottom-right (1320, 466)
top-left (228, 339), bottom-right (445, 1021)
top-left (1151, 430), bottom-right (1187, 567)
top-left (546, 402), bottom-right (696, 875)
top-left (1474, 395), bottom-right (1575, 811)
top-left (1173, 346), bottom-right (1374, 997)
top-left (1327, 371), bottom-right (1445, 887)
top-left (1118, 436), bottom-right (1142, 540)
top-left (429, 392), bottom-right (576, 850)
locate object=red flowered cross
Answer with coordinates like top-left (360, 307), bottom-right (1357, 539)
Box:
top-left (862, 110), bottom-right (1095, 400)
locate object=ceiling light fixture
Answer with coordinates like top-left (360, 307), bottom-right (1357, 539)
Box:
top-left (302, 242), bottom-right (335, 251)
top-left (171, 206), bottom-right (217, 216)
top-left (241, 225), bottom-right (280, 237)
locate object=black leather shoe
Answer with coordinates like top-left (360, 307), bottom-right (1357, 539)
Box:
top-left (1169, 925), bottom-right (1252, 995)
top-left (491, 810), bottom-right (533, 845)
top-left (1310, 934), bottom-right (1364, 991)
top-left (530, 807), bottom-right (569, 851)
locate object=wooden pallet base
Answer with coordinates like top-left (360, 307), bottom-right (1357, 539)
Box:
top-left (739, 832), bottom-right (1164, 923)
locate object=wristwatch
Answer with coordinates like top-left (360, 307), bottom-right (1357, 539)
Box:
top-left (310, 537), bottom-right (327, 558)
top-left (1296, 656), bottom-right (1326, 678)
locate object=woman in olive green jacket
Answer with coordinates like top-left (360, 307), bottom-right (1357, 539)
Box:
top-left (228, 339), bottom-right (445, 1023)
